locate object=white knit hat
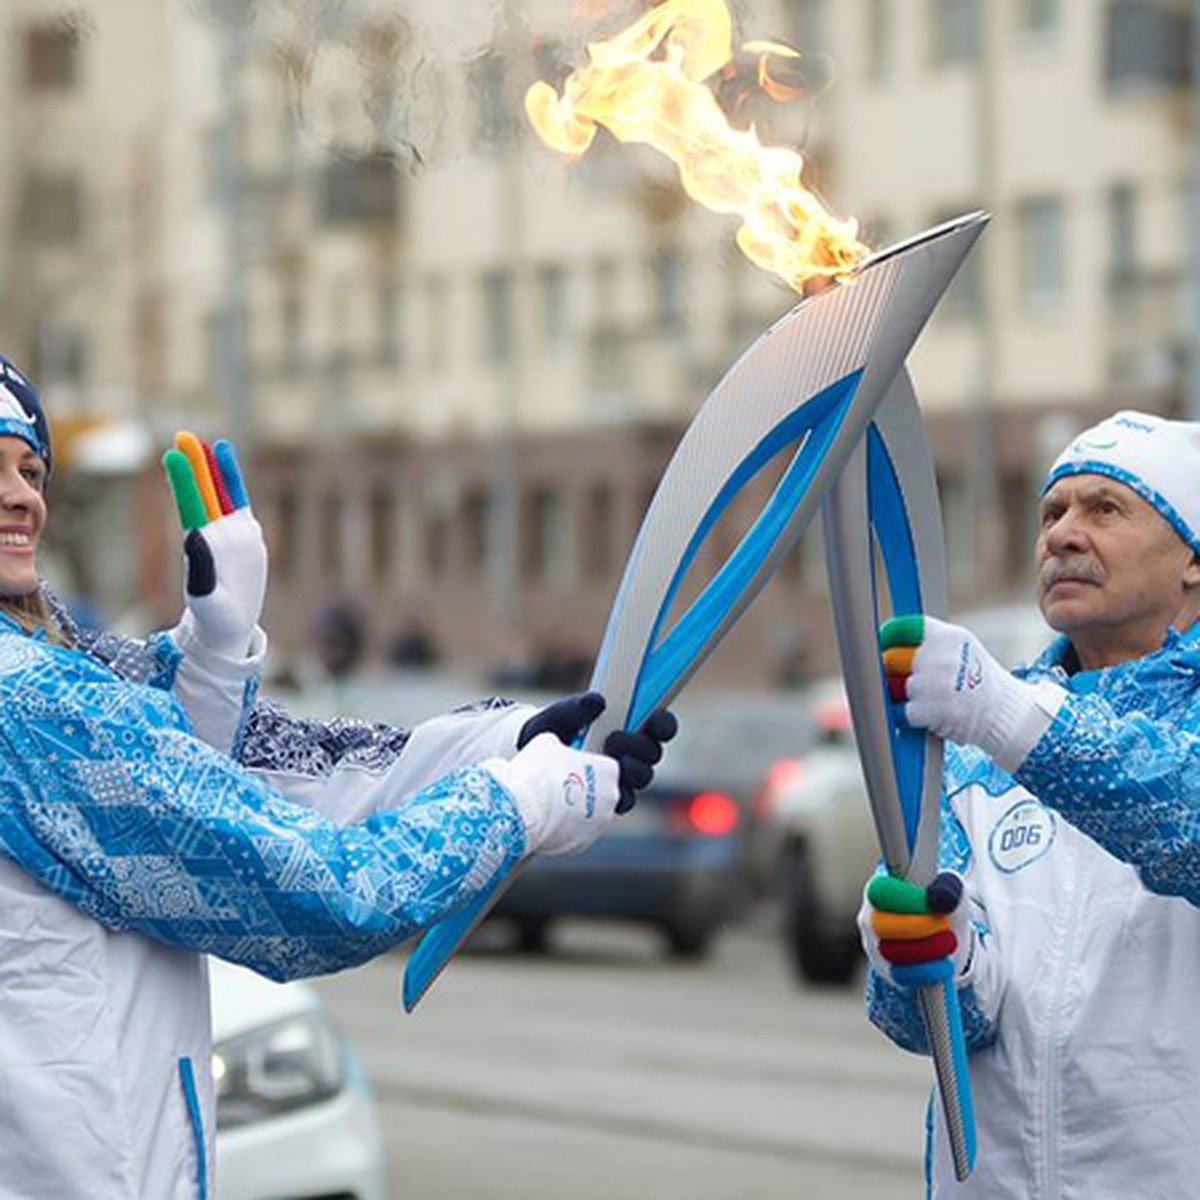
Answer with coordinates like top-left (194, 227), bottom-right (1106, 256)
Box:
top-left (1044, 411), bottom-right (1200, 554)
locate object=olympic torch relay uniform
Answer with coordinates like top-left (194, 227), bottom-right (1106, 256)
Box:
top-left (0, 606), bottom-right (534, 1200)
top-left (866, 620), bottom-right (1200, 1199)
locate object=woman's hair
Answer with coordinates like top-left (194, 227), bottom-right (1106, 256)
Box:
top-left (0, 591), bottom-right (70, 646)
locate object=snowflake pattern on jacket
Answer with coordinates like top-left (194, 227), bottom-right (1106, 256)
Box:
top-left (865, 619), bottom-right (1200, 1054)
top-left (0, 611), bottom-right (525, 981)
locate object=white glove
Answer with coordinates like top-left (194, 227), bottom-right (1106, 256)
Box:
top-left (164, 434), bottom-right (267, 661)
top-left (857, 871), bottom-right (975, 988)
top-left (184, 508), bottom-right (268, 659)
top-left (883, 615), bottom-right (1065, 772)
top-left (483, 733), bottom-right (621, 858)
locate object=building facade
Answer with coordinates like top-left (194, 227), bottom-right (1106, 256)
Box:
top-left (0, 0), bottom-right (1192, 684)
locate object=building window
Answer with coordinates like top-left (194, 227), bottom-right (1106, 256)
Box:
top-left (941, 474), bottom-right (975, 587)
top-left (320, 493), bottom-right (345, 586)
top-left (1019, 0), bottom-right (1060, 37)
top-left (524, 486), bottom-right (570, 587)
top-left (461, 487), bottom-right (490, 575)
top-left (469, 54), bottom-right (516, 147)
top-left (653, 246), bottom-right (688, 338)
top-left (425, 275), bottom-right (448, 372)
top-left (866, 0), bottom-right (894, 82)
top-left (1105, 1), bottom-right (1190, 91)
top-left (592, 257), bottom-right (618, 323)
top-left (369, 484), bottom-right (394, 585)
top-left (930, 0), bottom-right (981, 65)
top-left (463, 489), bottom-right (492, 578)
top-left (481, 269), bottom-right (514, 364)
top-left (537, 264), bottom-right (569, 351)
top-left (274, 485), bottom-right (299, 581)
top-left (377, 277), bottom-right (403, 366)
top-left (1107, 182), bottom-right (1138, 302)
top-left (1018, 196), bottom-right (1066, 314)
top-left (23, 172), bottom-right (83, 243)
top-left (281, 288), bottom-right (305, 379)
top-left (25, 20), bottom-right (80, 90)
top-left (583, 485), bottom-right (614, 579)
top-left (328, 284), bottom-right (351, 374)
top-left (426, 512), bottom-right (449, 580)
top-left (788, 0), bottom-right (825, 50)
top-left (37, 321), bottom-right (87, 387)
top-left (318, 156), bottom-right (399, 226)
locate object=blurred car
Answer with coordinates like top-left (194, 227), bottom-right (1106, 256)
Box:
top-left (767, 604), bottom-right (1053, 986)
top-left (211, 958), bottom-right (389, 1200)
top-left (494, 690), bottom-right (816, 959)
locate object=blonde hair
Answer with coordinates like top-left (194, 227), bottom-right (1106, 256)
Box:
top-left (0, 591), bottom-right (70, 646)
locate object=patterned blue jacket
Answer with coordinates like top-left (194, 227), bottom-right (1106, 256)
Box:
top-left (0, 608), bottom-right (526, 982)
top-left (0, 597), bottom-right (535, 1200)
top-left (865, 620), bottom-right (1200, 1198)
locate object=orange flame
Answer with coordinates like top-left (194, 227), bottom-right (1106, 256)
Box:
top-left (525, 0), bottom-right (867, 292)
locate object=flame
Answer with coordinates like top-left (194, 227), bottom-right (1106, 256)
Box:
top-left (524, 0), bottom-right (867, 292)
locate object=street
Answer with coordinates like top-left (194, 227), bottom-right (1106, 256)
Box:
top-left (313, 916), bottom-right (932, 1199)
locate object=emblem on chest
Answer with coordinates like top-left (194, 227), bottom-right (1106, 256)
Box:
top-left (988, 799), bottom-right (1056, 874)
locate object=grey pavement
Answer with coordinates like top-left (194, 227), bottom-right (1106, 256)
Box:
top-left (313, 917), bottom-right (932, 1199)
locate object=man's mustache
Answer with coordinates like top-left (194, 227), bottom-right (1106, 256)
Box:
top-left (1039, 555), bottom-right (1106, 591)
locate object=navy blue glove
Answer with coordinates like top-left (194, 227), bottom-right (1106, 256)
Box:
top-left (604, 709), bottom-right (678, 813)
top-left (518, 693), bottom-right (679, 815)
top-left (517, 692), bottom-right (607, 749)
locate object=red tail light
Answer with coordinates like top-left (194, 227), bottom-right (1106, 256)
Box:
top-left (680, 791), bottom-right (739, 837)
top-left (766, 757), bottom-right (804, 792)
top-left (755, 757), bottom-right (804, 816)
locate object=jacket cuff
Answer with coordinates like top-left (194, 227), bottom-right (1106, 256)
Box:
top-left (987, 678), bottom-right (1067, 773)
top-left (168, 610), bottom-right (267, 754)
top-left (169, 609), bottom-right (267, 681)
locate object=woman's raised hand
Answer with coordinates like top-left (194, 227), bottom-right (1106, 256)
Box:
top-left (162, 432), bottom-right (267, 659)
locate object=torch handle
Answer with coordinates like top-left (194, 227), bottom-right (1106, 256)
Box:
top-left (918, 974), bottom-right (977, 1181)
top-left (821, 372), bottom-right (976, 1179)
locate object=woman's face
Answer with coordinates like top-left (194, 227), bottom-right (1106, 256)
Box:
top-left (0, 436), bottom-right (47, 598)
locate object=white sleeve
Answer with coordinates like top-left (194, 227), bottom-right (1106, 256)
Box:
top-left (167, 609), bottom-right (267, 754)
top-left (249, 701), bottom-right (536, 825)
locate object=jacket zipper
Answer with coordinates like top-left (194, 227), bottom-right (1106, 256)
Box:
top-left (178, 1057), bottom-right (209, 1200)
top-left (1041, 846), bottom-right (1085, 1200)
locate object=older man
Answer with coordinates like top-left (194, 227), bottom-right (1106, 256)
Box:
top-left (858, 410), bottom-right (1200, 1198)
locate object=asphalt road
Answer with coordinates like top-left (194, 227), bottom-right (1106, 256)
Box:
top-left (313, 916), bottom-right (932, 1200)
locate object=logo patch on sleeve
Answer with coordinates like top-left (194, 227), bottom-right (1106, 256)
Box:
top-left (988, 799), bottom-right (1056, 874)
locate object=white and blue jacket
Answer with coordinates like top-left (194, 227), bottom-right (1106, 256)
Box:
top-left (866, 620), bottom-right (1200, 1199)
top-left (0, 598), bottom-right (532, 1200)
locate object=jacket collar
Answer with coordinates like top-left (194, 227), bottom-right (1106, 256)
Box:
top-left (1022, 617), bottom-right (1200, 685)
top-left (947, 617), bottom-right (1200, 800)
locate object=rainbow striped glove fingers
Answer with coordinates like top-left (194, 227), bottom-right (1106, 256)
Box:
top-left (859, 871), bottom-right (971, 988)
top-left (162, 432), bottom-right (266, 659)
top-left (879, 614), bottom-right (1064, 773)
top-left (879, 613), bottom-right (925, 705)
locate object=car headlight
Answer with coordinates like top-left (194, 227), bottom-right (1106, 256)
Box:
top-left (213, 1012), bottom-right (345, 1130)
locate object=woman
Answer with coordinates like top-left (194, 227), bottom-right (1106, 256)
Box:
top-left (0, 354), bottom-right (671, 1199)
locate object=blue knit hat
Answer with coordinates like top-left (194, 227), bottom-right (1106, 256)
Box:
top-left (0, 355), bottom-right (52, 476)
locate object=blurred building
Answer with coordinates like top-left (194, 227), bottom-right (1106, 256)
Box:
top-left (0, 0), bottom-right (1194, 683)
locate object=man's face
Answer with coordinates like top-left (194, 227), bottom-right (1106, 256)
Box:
top-left (0, 437), bottom-right (47, 598)
top-left (1036, 474), bottom-right (1198, 656)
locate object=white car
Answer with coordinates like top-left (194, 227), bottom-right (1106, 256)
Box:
top-left (769, 605), bottom-right (1053, 985)
top-left (210, 958), bottom-right (390, 1200)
